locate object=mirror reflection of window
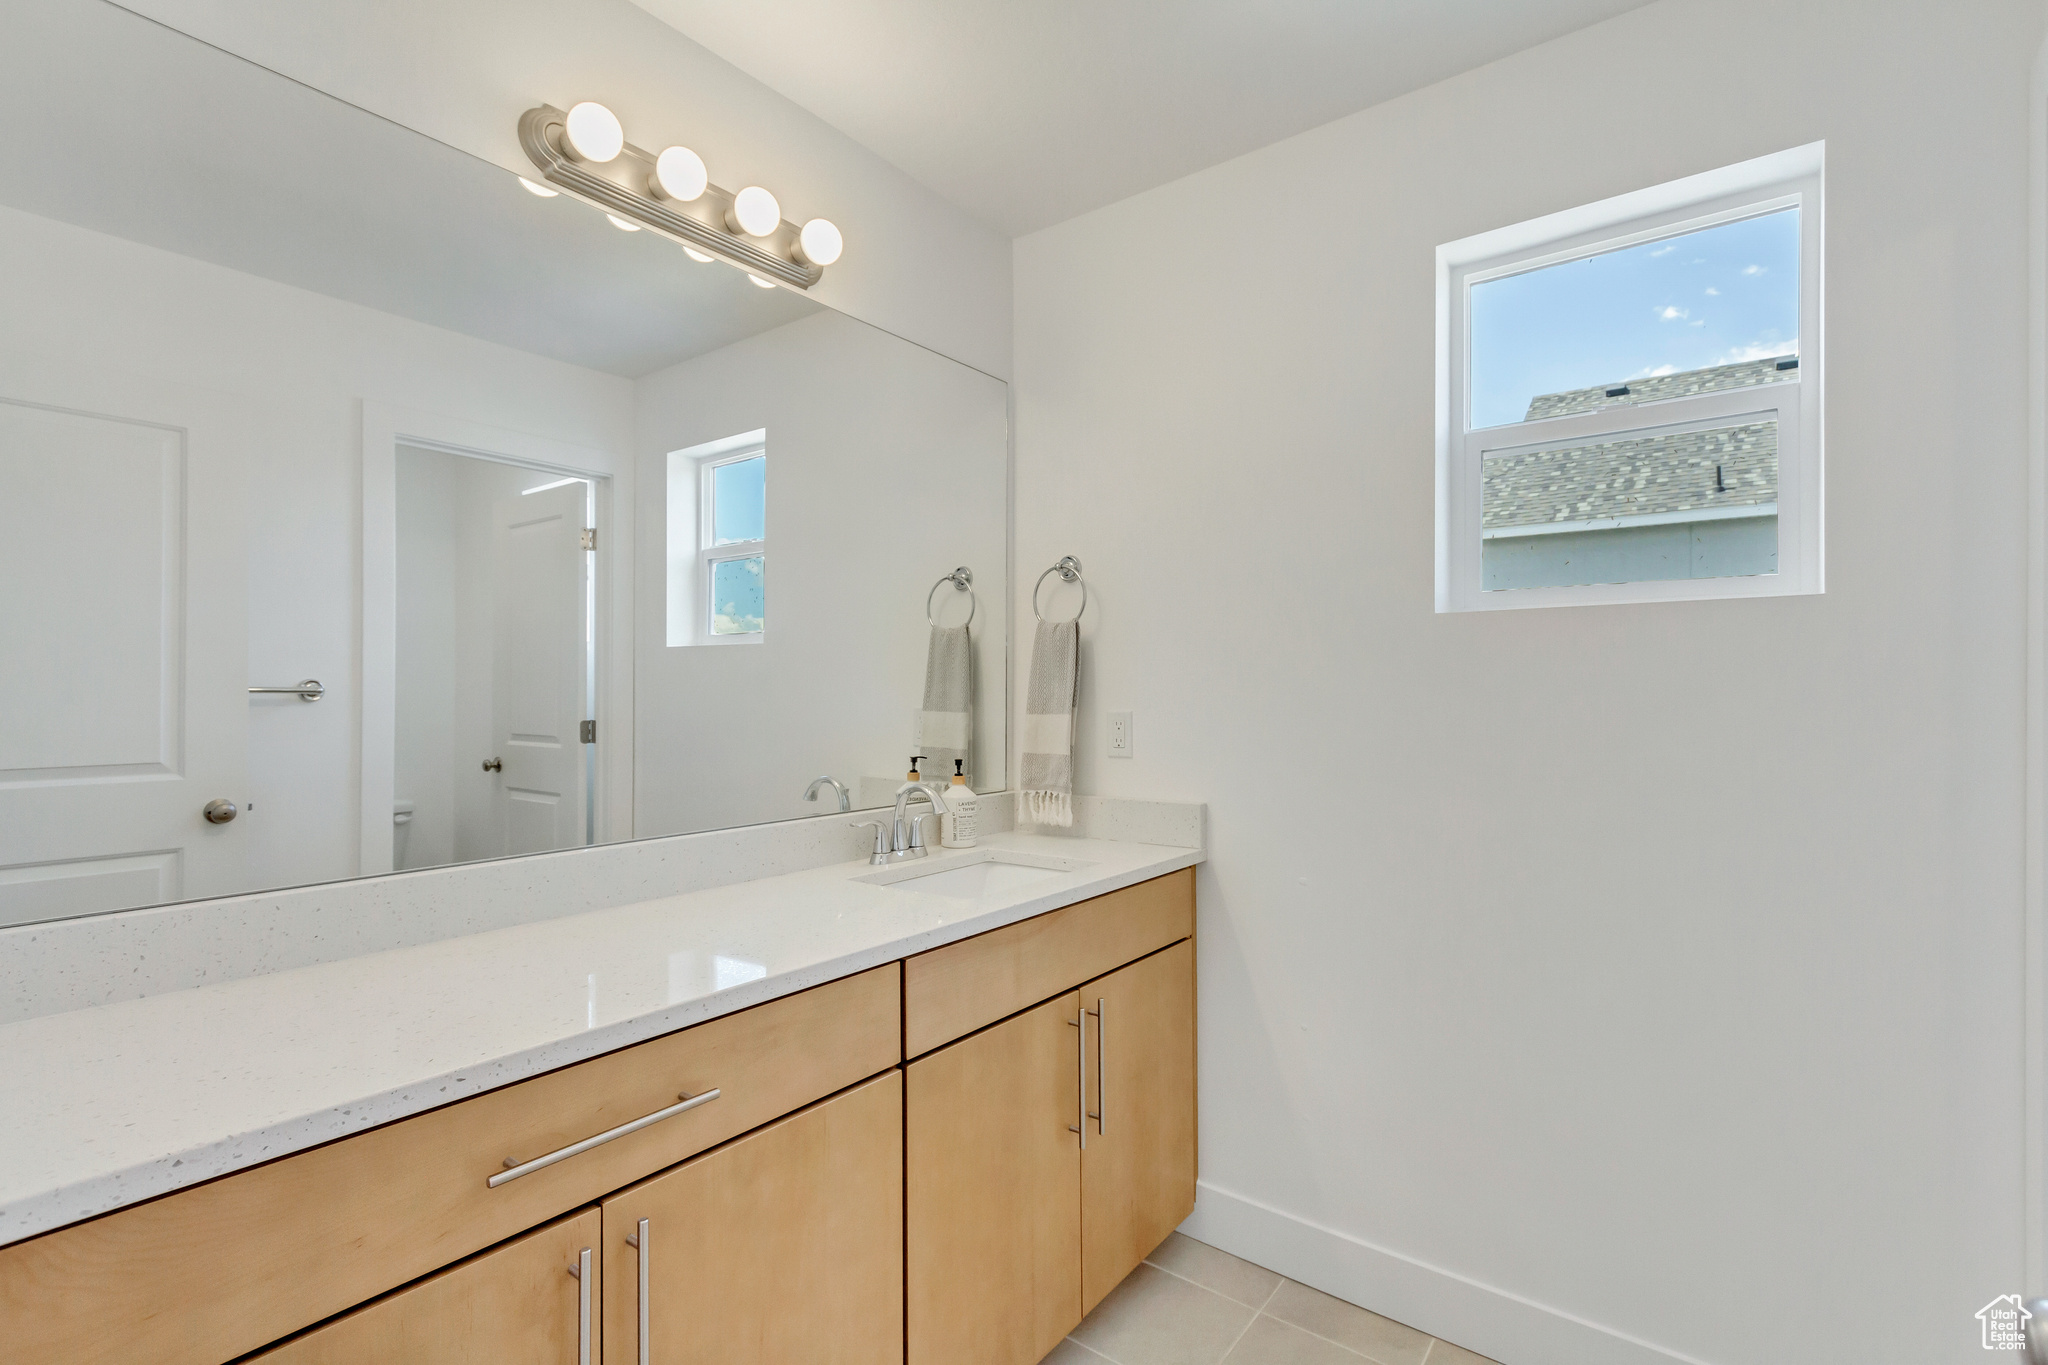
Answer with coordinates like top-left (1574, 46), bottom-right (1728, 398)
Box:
top-left (667, 431), bottom-right (767, 645)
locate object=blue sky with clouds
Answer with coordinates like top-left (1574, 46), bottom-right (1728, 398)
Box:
top-left (1469, 209), bottom-right (1800, 429)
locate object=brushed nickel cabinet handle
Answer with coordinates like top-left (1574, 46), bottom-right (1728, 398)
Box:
top-left (1067, 1010), bottom-right (1086, 1149)
top-left (1090, 997), bottom-right (1106, 1136)
top-left (626, 1218), bottom-right (650, 1365)
top-left (567, 1246), bottom-right (592, 1365)
top-left (482, 757), bottom-right (503, 773)
top-left (487, 1089), bottom-right (721, 1187)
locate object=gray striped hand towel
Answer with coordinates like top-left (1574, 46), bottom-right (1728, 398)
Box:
top-left (1019, 617), bottom-right (1078, 826)
top-left (919, 624), bottom-right (973, 785)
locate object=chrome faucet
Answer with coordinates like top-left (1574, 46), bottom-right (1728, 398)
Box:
top-left (890, 781), bottom-right (951, 860)
top-left (804, 775), bottom-right (851, 812)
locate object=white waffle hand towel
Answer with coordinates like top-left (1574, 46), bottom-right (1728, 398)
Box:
top-left (919, 624), bottom-right (973, 785)
top-left (1019, 618), bottom-right (1079, 826)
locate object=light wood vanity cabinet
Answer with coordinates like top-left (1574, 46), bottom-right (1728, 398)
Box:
top-left (246, 1208), bottom-right (603, 1365)
top-left (0, 867), bottom-right (1196, 1365)
top-left (601, 1070), bottom-right (903, 1365)
top-left (904, 870), bottom-right (1198, 1365)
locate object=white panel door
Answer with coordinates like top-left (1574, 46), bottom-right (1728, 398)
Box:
top-left (486, 482), bottom-right (588, 856)
top-left (0, 365), bottom-right (249, 925)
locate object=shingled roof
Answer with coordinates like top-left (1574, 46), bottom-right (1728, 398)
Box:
top-left (1483, 357), bottom-right (1789, 532)
top-left (1521, 354), bottom-right (1796, 421)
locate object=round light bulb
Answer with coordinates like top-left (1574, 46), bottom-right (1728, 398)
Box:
top-left (651, 146), bottom-right (708, 202)
top-left (748, 274), bottom-right (778, 289)
top-left (562, 102), bottom-right (624, 163)
top-left (729, 185), bottom-right (780, 237)
top-left (518, 176), bottom-right (559, 198)
top-left (797, 218), bottom-right (843, 266)
top-left (606, 214), bottom-right (642, 232)
top-left (684, 247), bottom-right (716, 263)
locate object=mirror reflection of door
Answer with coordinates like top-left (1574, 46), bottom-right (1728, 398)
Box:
top-left (0, 371), bottom-right (250, 927)
top-left (393, 448), bottom-right (596, 871)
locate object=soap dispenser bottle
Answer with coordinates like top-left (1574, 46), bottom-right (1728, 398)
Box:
top-left (940, 759), bottom-right (979, 849)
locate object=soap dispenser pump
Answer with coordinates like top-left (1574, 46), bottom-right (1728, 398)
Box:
top-left (940, 759), bottom-right (979, 849)
top-left (906, 755), bottom-right (926, 782)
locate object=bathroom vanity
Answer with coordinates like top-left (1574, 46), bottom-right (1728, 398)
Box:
top-left (0, 835), bottom-right (1199, 1365)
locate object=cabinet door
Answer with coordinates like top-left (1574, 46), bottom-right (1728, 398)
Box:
top-left (1081, 939), bottom-right (1197, 1313)
top-left (249, 1208), bottom-right (599, 1364)
top-left (602, 1070), bottom-right (901, 1365)
top-left (906, 991), bottom-right (1083, 1365)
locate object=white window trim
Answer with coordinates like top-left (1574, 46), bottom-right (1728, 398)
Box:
top-left (665, 429), bottom-right (766, 647)
top-left (1435, 142), bottom-right (1824, 612)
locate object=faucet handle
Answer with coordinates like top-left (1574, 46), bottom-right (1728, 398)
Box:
top-left (908, 811), bottom-right (940, 850)
top-left (850, 820), bottom-right (889, 864)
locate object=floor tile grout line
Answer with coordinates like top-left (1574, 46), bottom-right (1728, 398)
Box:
top-left (1063, 1336), bottom-right (1118, 1364)
top-left (1214, 1278), bottom-right (1286, 1363)
top-left (1139, 1254), bottom-right (1283, 1312)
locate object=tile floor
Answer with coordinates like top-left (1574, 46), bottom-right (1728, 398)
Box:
top-left (1040, 1233), bottom-right (1501, 1365)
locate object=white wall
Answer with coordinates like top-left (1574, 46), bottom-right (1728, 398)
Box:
top-left (1011, 3), bottom-right (2041, 1362)
top-left (634, 308), bottom-right (1008, 837)
top-left (0, 204), bottom-right (633, 895)
top-left (118, 0), bottom-right (1013, 381)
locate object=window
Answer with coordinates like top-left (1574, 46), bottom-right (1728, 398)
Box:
top-left (667, 430), bottom-right (766, 645)
top-left (1437, 145), bottom-right (1822, 611)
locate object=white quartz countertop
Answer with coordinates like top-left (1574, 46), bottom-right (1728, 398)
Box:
top-left (0, 834), bottom-right (1199, 1247)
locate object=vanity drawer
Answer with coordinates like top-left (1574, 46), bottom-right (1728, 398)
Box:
top-left (904, 869), bottom-right (1193, 1057)
top-left (0, 962), bottom-right (899, 1365)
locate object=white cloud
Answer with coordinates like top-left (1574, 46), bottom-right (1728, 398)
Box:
top-left (1629, 364), bottom-right (1680, 379)
top-left (1743, 264), bottom-right (1767, 276)
top-left (1649, 243), bottom-right (1677, 257)
top-left (1658, 305), bottom-right (1689, 320)
top-left (1704, 286), bottom-right (1720, 296)
top-left (1690, 319), bottom-right (1706, 327)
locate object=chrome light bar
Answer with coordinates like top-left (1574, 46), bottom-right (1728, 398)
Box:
top-left (518, 105), bottom-right (824, 289)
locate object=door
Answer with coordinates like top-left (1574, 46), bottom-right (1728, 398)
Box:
top-left (906, 991), bottom-right (1083, 1365)
top-left (1080, 940), bottom-right (1198, 1313)
top-left (0, 364), bottom-right (249, 925)
top-left (602, 1071), bottom-right (902, 1365)
top-left (487, 480), bottom-right (589, 856)
top-left (248, 1208), bottom-right (600, 1364)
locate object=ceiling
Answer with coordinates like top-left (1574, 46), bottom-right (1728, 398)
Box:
top-left (626, 0), bottom-right (1653, 236)
top-left (1, 0), bottom-right (819, 378)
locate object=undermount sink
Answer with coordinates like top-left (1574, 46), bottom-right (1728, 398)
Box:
top-left (861, 851), bottom-right (1091, 899)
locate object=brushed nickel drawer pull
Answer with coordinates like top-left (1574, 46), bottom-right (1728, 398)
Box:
top-left (487, 1089), bottom-right (721, 1187)
top-left (567, 1246), bottom-right (592, 1365)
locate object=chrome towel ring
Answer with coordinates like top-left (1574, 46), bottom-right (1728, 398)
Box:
top-left (927, 566), bottom-right (976, 627)
top-left (1033, 555), bottom-right (1086, 623)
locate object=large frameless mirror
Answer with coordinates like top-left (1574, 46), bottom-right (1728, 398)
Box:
top-left (0, 0), bottom-right (1008, 926)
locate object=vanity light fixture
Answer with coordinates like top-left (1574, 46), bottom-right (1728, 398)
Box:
top-left (797, 218), bottom-right (843, 267)
top-left (728, 186), bottom-right (781, 237)
top-left (651, 146), bottom-right (708, 202)
top-left (518, 103), bottom-right (841, 289)
top-left (561, 101), bottom-right (625, 163)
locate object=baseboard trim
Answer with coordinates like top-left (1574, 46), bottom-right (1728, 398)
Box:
top-left (1178, 1180), bottom-right (1711, 1365)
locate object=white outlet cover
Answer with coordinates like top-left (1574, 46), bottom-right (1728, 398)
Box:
top-left (1107, 710), bottom-right (1134, 758)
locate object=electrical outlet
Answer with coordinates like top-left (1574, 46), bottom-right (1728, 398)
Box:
top-left (1107, 711), bottom-right (1134, 758)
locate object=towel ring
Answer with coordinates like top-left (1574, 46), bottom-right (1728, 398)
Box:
top-left (927, 566), bottom-right (976, 627)
top-left (1032, 555), bottom-right (1086, 624)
